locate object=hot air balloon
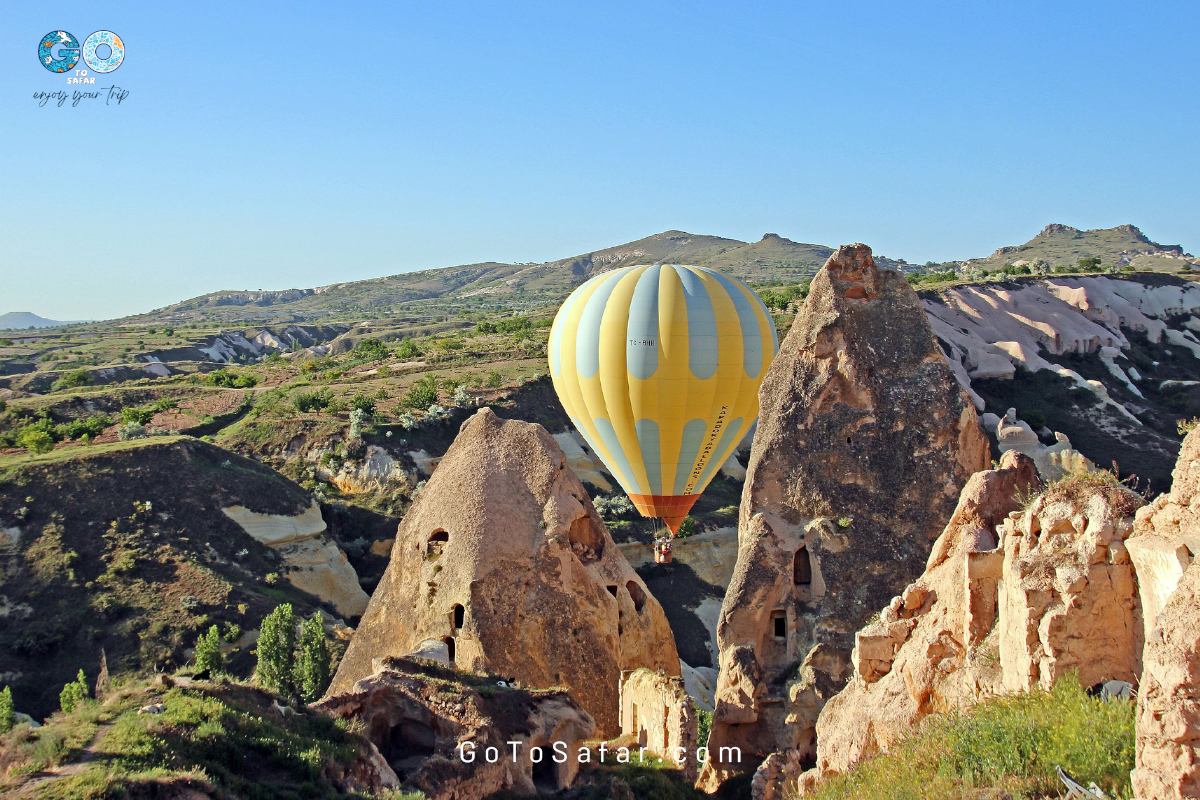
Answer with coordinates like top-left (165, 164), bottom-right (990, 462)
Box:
top-left (548, 264), bottom-right (779, 552)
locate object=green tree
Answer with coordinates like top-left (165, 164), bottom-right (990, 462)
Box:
top-left (294, 613), bottom-right (332, 703)
top-left (195, 624), bottom-right (224, 674)
top-left (395, 337), bottom-right (422, 359)
top-left (403, 376), bottom-right (440, 409)
top-left (485, 370), bottom-right (503, 388)
top-left (51, 368), bottom-right (93, 392)
top-left (353, 338), bottom-right (389, 360)
top-left (256, 603), bottom-right (298, 696)
top-left (18, 427), bottom-right (54, 454)
top-left (59, 669), bottom-right (89, 713)
top-left (349, 394), bottom-right (376, 416)
top-left (0, 686), bottom-right (14, 734)
top-left (1079, 256), bottom-right (1102, 271)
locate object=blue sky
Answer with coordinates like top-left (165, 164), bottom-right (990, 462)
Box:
top-left (1, 1), bottom-right (1197, 320)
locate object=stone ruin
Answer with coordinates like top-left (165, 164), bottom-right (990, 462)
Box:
top-left (315, 656), bottom-right (595, 799)
top-left (618, 668), bottom-right (700, 782)
top-left (326, 408), bottom-right (680, 737)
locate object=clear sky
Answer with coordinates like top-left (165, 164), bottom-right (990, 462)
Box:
top-left (2, 1), bottom-right (1197, 320)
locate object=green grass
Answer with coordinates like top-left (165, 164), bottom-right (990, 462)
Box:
top-left (0, 679), bottom-right (387, 800)
top-left (803, 673), bottom-right (1136, 800)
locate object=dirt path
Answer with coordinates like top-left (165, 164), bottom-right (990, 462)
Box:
top-left (5, 723), bottom-right (111, 799)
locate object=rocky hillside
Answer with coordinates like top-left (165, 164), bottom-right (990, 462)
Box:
top-left (0, 437), bottom-right (372, 717)
top-left (118, 231), bottom-right (914, 325)
top-left (926, 273), bottom-right (1200, 491)
top-left (964, 223), bottom-right (1198, 273)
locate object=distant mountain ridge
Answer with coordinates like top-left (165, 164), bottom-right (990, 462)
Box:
top-left (0, 311), bottom-right (70, 330)
top-left (126, 230), bottom-right (912, 324)
top-left (964, 223), bottom-right (1197, 272)
top-left (70, 223), bottom-right (1200, 326)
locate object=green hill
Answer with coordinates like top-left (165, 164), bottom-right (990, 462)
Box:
top-left (964, 223), bottom-right (1198, 272)
top-left (123, 230), bottom-right (913, 325)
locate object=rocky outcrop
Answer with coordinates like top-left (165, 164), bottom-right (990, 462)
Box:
top-left (926, 276), bottom-right (1200, 411)
top-left (619, 668), bottom-right (700, 782)
top-left (326, 408), bottom-right (679, 736)
top-left (1129, 426), bottom-right (1200, 643)
top-left (222, 500), bottom-right (369, 617)
top-left (699, 244), bottom-right (990, 789)
top-left (992, 408), bottom-right (1095, 482)
top-left (318, 655), bottom-right (595, 799)
top-left (790, 454), bottom-right (1144, 794)
top-left (1129, 425), bottom-right (1200, 799)
top-left (1132, 561), bottom-right (1200, 799)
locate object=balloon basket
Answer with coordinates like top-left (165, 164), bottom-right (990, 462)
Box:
top-left (653, 539), bottom-right (673, 564)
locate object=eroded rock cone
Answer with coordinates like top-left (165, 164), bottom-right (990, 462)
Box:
top-left (326, 408), bottom-right (680, 736)
top-left (699, 244), bottom-right (990, 789)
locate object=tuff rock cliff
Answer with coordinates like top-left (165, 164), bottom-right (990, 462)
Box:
top-left (1129, 425), bottom-right (1200, 799)
top-left (699, 244), bottom-right (990, 789)
top-left (326, 408), bottom-right (679, 736)
top-left (791, 452), bottom-right (1144, 792)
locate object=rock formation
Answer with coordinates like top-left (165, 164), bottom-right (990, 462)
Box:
top-left (699, 244), bottom-right (990, 789)
top-left (1128, 426), bottom-right (1200, 643)
top-left (222, 500), bottom-right (369, 617)
top-left (315, 656), bottom-right (595, 799)
top-left (619, 668), bottom-right (700, 782)
top-left (991, 408), bottom-right (1095, 481)
top-left (1128, 425), bottom-right (1200, 799)
top-left (784, 453), bottom-right (1144, 795)
top-left (1132, 560), bottom-right (1200, 799)
top-left (326, 408), bottom-right (679, 736)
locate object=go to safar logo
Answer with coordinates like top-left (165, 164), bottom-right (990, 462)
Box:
top-left (38, 30), bottom-right (124, 76)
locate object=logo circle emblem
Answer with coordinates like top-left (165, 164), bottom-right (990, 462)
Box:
top-left (38, 31), bottom-right (81, 73)
top-left (82, 30), bottom-right (124, 73)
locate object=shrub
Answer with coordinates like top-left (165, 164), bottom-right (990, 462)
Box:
top-left (59, 669), bottom-right (89, 713)
top-left (395, 338), bottom-right (422, 359)
top-left (348, 407), bottom-right (368, 439)
top-left (117, 423), bottom-right (147, 441)
top-left (594, 495), bottom-right (636, 519)
top-left (293, 389), bottom-right (332, 414)
top-left (475, 321), bottom-right (497, 334)
top-left (485, 370), bottom-right (503, 388)
top-left (195, 625), bottom-right (224, 674)
top-left (675, 516), bottom-right (697, 538)
top-left (57, 413), bottom-right (112, 440)
top-left (205, 368), bottom-right (257, 388)
top-left (451, 385), bottom-right (472, 407)
top-left (1178, 417), bottom-right (1200, 436)
top-left (50, 368), bottom-right (92, 392)
top-left (353, 337), bottom-right (389, 361)
top-left (696, 707), bottom-right (712, 748)
top-left (349, 394), bottom-right (376, 416)
top-left (402, 376), bottom-right (440, 409)
top-left (1079, 256), bottom-right (1102, 271)
top-left (294, 613), bottom-right (332, 703)
top-left (496, 316), bottom-right (533, 334)
top-left (120, 405), bottom-right (156, 425)
top-left (18, 427), bottom-right (54, 454)
top-left (0, 686), bottom-right (14, 734)
top-left (256, 603), bottom-right (298, 696)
